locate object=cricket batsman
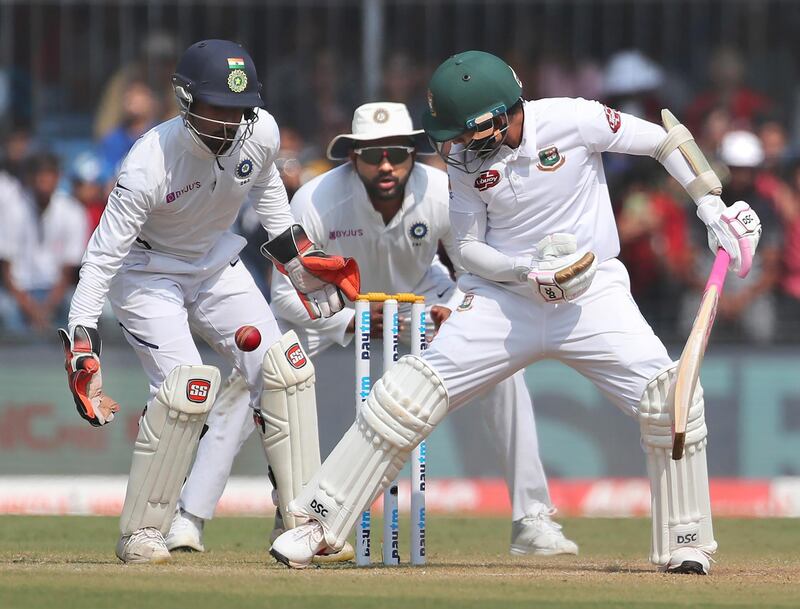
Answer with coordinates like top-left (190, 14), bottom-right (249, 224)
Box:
top-left (270, 51), bottom-right (762, 574)
top-left (58, 39), bottom-right (358, 563)
top-left (168, 101), bottom-right (577, 558)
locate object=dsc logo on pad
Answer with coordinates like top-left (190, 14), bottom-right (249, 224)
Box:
top-left (186, 379), bottom-right (211, 403)
top-left (285, 344), bottom-right (307, 369)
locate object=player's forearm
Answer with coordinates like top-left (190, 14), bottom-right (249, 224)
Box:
top-left (253, 165), bottom-right (294, 239)
top-left (457, 239), bottom-right (521, 283)
top-left (450, 208), bottom-right (523, 283)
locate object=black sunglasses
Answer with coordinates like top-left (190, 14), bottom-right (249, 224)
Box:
top-left (353, 146), bottom-right (414, 165)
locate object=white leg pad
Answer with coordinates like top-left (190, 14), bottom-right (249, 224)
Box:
top-left (639, 362), bottom-right (717, 566)
top-left (257, 330), bottom-right (320, 529)
top-left (120, 365), bottom-right (221, 536)
top-left (288, 355), bottom-right (448, 550)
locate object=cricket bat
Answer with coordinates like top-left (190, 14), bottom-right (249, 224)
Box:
top-left (672, 249), bottom-right (730, 460)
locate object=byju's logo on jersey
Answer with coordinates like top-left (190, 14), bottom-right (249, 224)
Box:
top-left (166, 181), bottom-right (201, 203)
top-left (409, 221), bottom-right (429, 244)
top-left (474, 169), bottom-right (500, 191)
top-left (236, 158), bottom-right (254, 179)
top-left (186, 379), bottom-right (211, 403)
top-left (285, 343), bottom-right (307, 369)
top-left (329, 228), bottom-right (364, 240)
top-left (536, 146), bottom-right (566, 172)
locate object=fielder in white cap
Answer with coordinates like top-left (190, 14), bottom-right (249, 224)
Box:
top-left (168, 101), bottom-right (578, 560)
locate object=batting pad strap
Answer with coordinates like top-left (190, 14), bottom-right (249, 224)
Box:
top-left (287, 356), bottom-right (448, 550)
top-left (638, 363), bottom-right (716, 566)
top-left (259, 331), bottom-right (320, 530)
top-left (119, 365), bottom-right (220, 536)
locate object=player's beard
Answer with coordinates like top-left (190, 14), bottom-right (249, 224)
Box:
top-left (363, 170), bottom-right (411, 201)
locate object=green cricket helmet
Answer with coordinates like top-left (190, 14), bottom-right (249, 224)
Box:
top-left (422, 50), bottom-right (522, 173)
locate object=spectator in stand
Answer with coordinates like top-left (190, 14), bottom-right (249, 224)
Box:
top-left (615, 163), bottom-right (689, 338)
top-left (0, 153), bottom-right (87, 336)
top-left (70, 151), bottom-right (111, 237)
top-left (685, 47), bottom-right (772, 135)
top-left (0, 126), bottom-right (36, 181)
top-left (773, 160), bottom-right (800, 337)
top-left (680, 131), bottom-right (781, 343)
top-left (97, 79), bottom-right (159, 175)
top-left (602, 50), bottom-right (665, 124)
top-left (93, 31), bottom-right (179, 139)
top-left (601, 50), bottom-right (667, 187)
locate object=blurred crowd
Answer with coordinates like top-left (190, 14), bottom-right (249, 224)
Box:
top-left (1, 43), bottom-right (799, 344)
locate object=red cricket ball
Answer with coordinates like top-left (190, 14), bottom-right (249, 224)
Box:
top-left (234, 325), bottom-right (262, 352)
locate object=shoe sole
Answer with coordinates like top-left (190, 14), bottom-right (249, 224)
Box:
top-left (167, 544), bottom-right (205, 553)
top-left (510, 545), bottom-right (579, 557)
top-left (666, 560), bottom-right (707, 575)
top-left (117, 553), bottom-right (172, 565)
top-left (312, 546), bottom-right (355, 564)
top-left (270, 547), bottom-right (311, 569)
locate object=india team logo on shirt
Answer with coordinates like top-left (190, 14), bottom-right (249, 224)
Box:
top-left (409, 221), bottom-right (429, 243)
top-left (536, 146), bottom-right (566, 172)
top-left (236, 158), bottom-right (254, 179)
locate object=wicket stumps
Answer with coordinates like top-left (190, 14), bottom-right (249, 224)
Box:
top-left (354, 292), bottom-right (427, 567)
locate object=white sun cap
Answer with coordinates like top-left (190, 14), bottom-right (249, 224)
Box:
top-left (327, 102), bottom-right (435, 160)
top-left (719, 130), bottom-right (764, 168)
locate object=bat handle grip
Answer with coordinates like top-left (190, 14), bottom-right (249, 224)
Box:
top-left (705, 249), bottom-right (730, 292)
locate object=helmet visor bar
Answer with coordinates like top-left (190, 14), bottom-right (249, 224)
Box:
top-left (433, 111), bottom-right (510, 173)
top-left (180, 101), bottom-right (259, 156)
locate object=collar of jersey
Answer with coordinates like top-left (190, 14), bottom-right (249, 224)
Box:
top-left (512, 100), bottom-right (537, 160)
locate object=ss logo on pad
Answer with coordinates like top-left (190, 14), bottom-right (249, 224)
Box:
top-left (186, 379), bottom-right (211, 403)
top-left (285, 344), bottom-right (307, 369)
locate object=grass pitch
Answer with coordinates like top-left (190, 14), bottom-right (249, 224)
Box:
top-left (0, 515), bottom-right (798, 609)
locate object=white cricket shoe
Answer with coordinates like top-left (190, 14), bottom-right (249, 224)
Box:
top-left (270, 521), bottom-right (327, 569)
top-left (662, 547), bottom-right (711, 575)
top-left (115, 527), bottom-right (171, 564)
top-left (269, 505), bottom-right (354, 565)
top-left (165, 508), bottom-right (205, 552)
top-left (510, 505), bottom-right (579, 556)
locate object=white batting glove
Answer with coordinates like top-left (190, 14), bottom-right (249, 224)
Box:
top-left (516, 233), bottom-right (598, 303)
top-left (697, 198), bottom-right (762, 278)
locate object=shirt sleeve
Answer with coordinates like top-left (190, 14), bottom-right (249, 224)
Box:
top-left (249, 117), bottom-right (294, 239)
top-left (573, 97), bottom-right (706, 204)
top-left (68, 160), bottom-right (156, 329)
top-left (447, 166), bottom-right (526, 283)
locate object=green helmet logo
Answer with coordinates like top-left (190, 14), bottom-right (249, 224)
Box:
top-left (422, 50), bottom-right (522, 143)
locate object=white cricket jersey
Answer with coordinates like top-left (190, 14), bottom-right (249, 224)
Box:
top-left (69, 108), bottom-right (292, 328)
top-left (270, 161), bottom-right (458, 344)
top-left (449, 97), bottom-right (666, 297)
top-left (0, 186), bottom-right (87, 291)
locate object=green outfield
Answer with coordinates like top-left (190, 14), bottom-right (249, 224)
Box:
top-left (0, 515), bottom-right (798, 609)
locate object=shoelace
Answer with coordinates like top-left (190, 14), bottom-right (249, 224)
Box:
top-left (132, 527), bottom-right (164, 543)
top-left (521, 507), bottom-right (563, 532)
top-left (292, 523), bottom-right (325, 546)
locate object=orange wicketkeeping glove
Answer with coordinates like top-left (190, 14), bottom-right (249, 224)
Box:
top-left (262, 224), bottom-right (361, 319)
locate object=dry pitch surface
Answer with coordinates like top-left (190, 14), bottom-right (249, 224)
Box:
top-left (1, 515), bottom-right (798, 608)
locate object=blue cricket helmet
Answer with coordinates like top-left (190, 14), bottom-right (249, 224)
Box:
top-left (172, 39), bottom-right (263, 110)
